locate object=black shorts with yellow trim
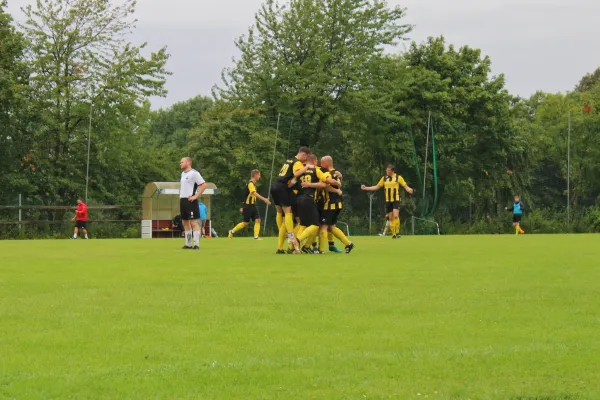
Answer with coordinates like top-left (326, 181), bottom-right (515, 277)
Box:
top-left (320, 209), bottom-right (341, 226)
top-left (297, 195), bottom-right (320, 227)
top-left (385, 201), bottom-right (400, 214)
top-left (242, 205), bottom-right (260, 223)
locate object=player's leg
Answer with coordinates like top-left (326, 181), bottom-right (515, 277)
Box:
top-left (180, 198), bottom-right (193, 249)
top-left (272, 186), bottom-right (289, 253)
top-left (254, 218), bottom-right (262, 239)
top-left (81, 223), bottom-right (89, 239)
top-left (296, 197), bottom-right (319, 250)
top-left (72, 224), bottom-right (79, 239)
top-left (182, 219), bottom-right (193, 248)
top-left (230, 207), bottom-right (251, 238)
top-left (387, 212), bottom-right (396, 237)
top-left (392, 207), bottom-right (401, 238)
top-left (190, 217), bottom-right (201, 249)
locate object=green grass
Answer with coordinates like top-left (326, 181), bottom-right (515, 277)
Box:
top-left (1, 235), bottom-right (599, 400)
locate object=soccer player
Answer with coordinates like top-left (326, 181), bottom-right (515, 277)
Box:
top-left (229, 169), bottom-right (271, 240)
top-left (506, 195), bottom-right (525, 235)
top-left (271, 147), bottom-right (311, 254)
top-left (199, 201), bottom-right (208, 237)
top-left (361, 164), bottom-right (414, 239)
top-left (179, 157), bottom-right (207, 250)
top-left (319, 156), bottom-right (354, 254)
top-left (379, 217), bottom-right (390, 236)
top-left (71, 198), bottom-right (89, 239)
top-left (295, 154), bottom-right (328, 253)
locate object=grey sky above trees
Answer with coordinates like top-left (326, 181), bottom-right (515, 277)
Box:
top-left (7, 0), bottom-right (600, 109)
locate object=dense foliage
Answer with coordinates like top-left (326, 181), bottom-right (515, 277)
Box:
top-left (1, 0), bottom-right (599, 237)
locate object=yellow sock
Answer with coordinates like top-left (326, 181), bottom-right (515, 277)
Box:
top-left (298, 225), bottom-right (319, 244)
top-left (232, 222), bottom-right (246, 233)
top-left (328, 232), bottom-right (334, 242)
top-left (276, 213), bottom-right (283, 228)
top-left (297, 225), bottom-right (306, 237)
top-left (253, 221), bottom-right (260, 237)
top-left (319, 230), bottom-right (328, 253)
top-left (395, 219), bottom-right (401, 235)
top-left (332, 226), bottom-right (351, 246)
top-left (278, 223), bottom-right (287, 250)
top-left (306, 231), bottom-right (319, 249)
top-left (285, 213), bottom-right (294, 233)
top-left (515, 226), bottom-right (519, 235)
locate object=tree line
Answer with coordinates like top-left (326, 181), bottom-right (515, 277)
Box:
top-left (1, 0), bottom-right (599, 237)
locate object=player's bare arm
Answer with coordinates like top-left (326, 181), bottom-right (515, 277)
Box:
top-left (325, 177), bottom-right (341, 188)
top-left (293, 165), bottom-right (309, 178)
top-left (326, 185), bottom-right (342, 196)
top-left (301, 182), bottom-right (327, 189)
top-left (361, 184), bottom-right (381, 191)
top-left (189, 182), bottom-right (207, 201)
top-left (402, 184), bottom-right (415, 194)
top-left (252, 191), bottom-right (272, 205)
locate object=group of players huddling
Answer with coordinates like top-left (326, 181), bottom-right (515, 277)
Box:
top-left (177, 147), bottom-right (418, 253)
top-left (227, 147), bottom-right (352, 254)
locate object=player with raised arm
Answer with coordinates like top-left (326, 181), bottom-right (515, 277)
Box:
top-left (228, 169), bottom-right (271, 240)
top-left (179, 157), bottom-right (207, 250)
top-left (271, 147), bottom-right (310, 254)
top-left (361, 164), bottom-right (414, 239)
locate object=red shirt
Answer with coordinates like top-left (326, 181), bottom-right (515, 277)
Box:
top-left (76, 203), bottom-right (88, 221)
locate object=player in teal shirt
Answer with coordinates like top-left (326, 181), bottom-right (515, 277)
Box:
top-left (505, 195), bottom-right (525, 235)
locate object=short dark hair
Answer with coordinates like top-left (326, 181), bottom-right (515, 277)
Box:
top-left (251, 169), bottom-right (260, 177)
top-left (298, 146), bottom-right (310, 154)
top-left (387, 164), bottom-right (395, 172)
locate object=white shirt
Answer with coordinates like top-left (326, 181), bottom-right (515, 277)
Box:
top-left (180, 169), bottom-right (206, 198)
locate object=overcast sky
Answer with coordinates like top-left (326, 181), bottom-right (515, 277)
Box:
top-left (7, 0), bottom-right (600, 109)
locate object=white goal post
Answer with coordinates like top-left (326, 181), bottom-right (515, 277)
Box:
top-left (411, 216), bottom-right (441, 236)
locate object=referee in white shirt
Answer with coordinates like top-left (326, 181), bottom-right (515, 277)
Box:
top-left (179, 157), bottom-right (207, 250)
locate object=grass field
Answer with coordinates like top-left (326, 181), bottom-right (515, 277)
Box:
top-left (1, 235), bottom-right (599, 400)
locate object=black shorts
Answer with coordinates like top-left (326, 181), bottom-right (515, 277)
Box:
top-left (320, 209), bottom-right (341, 226)
top-left (513, 214), bottom-right (522, 223)
top-left (242, 205), bottom-right (260, 223)
top-left (291, 191), bottom-right (299, 219)
top-left (75, 220), bottom-right (87, 229)
top-left (180, 198), bottom-right (200, 220)
top-left (297, 195), bottom-right (320, 227)
top-left (386, 201), bottom-right (400, 214)
top-left (271, 182), bottom-right (293, 207)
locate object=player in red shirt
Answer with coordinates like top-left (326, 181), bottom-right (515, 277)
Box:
top-left (71, 199), bottom-right (89, 239)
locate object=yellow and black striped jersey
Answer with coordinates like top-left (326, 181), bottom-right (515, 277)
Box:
top-left (242, 181), bottom-right (257, 205)
top-left (377, 174), bottom-right (407, 203)
top-left (299, 167), bottom-right (327, 199)
top-left (275, 157), bottom-right (305, 185)
top-left (320, 168), bottom-right (343, 210)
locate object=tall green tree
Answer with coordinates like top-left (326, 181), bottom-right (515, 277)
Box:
top-left (0, 0), bottom-right (29, 204)
top-left (216, 0), bottom-right (411, 146)
top-left (21, 0), bottom-right (171, 206)
top-left (150, 95), bottom-right (213, 148)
